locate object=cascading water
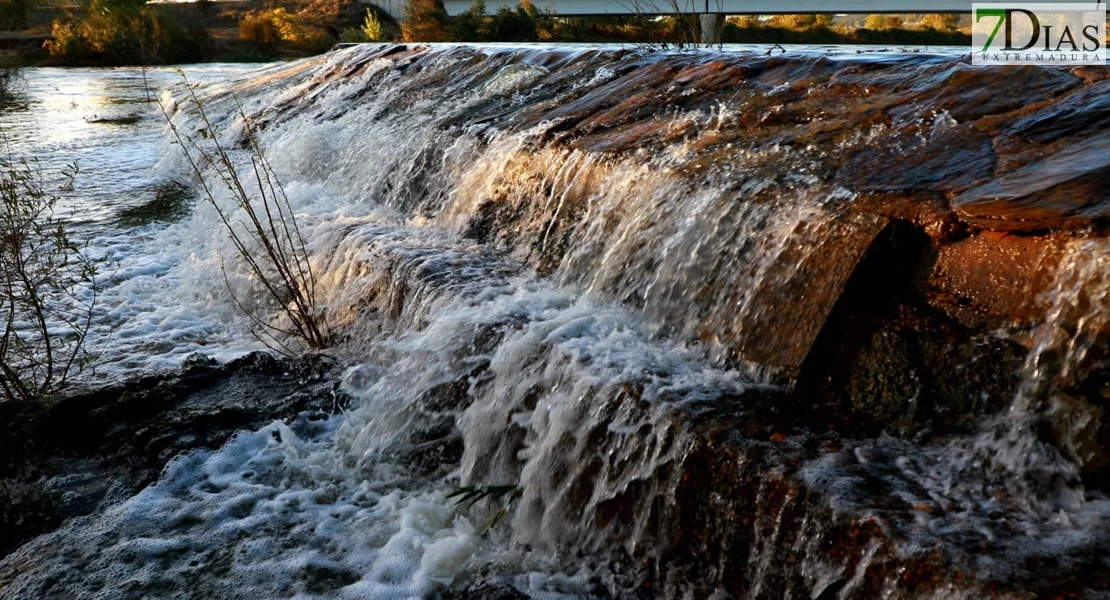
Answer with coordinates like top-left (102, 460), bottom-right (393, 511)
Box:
top-left (804, 237), bottom-right (1110, 584)
top-left (1, 44), bottom-right (1107, 599)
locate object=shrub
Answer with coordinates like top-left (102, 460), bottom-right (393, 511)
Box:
top-left (339, 27), bottom-right (365, 42)
top-left (0, 158), bottom-right (100, 403)
top-left (296, 0), bottom-right (344, 26)
top-left (450, 0), bottom-right (486, 41)
top-left (770, 14), bottom-right (817, 30)
top-left (452, 0), bottom-right (542, 42)
top-left (487, 0), bottom-right (537, 42)
top-left (730, 15), bottom-right (762, 29)
top-left (238, 11), bottom-right (282, 50)
top-left (239, 8), bottom-right (332, 54)
top-left (337, 9), bottom-right (385, 43)
top-left (45, 4), bottom-right (209, 65)
top-left (45, 21), bottom-right (83, 62)
top-left (921, 13), bottom-right (959, 32)
top-left (269, 7), bottom-right (330, 51)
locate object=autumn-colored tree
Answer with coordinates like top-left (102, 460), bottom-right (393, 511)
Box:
top-left (864, 14), bottom-right (885, 29)
top-left (401, 0), bottom-right (451, 41)
top-left (921, 13), bottom-right (959, 31)
top-left (731, 15), bottom-right (761, 28)
top-left (770, 14), bottom-right (817, 30)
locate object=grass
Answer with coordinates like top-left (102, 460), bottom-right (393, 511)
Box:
top-left (448, 484), bottom-right (523, 533)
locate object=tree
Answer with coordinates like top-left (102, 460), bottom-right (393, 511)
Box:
top-left (864, 14), bottom-right (886, 30)
top-left (0, 0), bottom-right (35, 30)
top-left (770, 14), bottom-right (817, 30)
top-left (488, 1), bottom-right (538, 42)
top-left (732, 15), bottom-right (761, 29)
top-left (401, 0), bottom-right (451, 41)
top-left (450, 0), bottom-right (487, 41)
top-left (921, 13), bottom-right (959, 32)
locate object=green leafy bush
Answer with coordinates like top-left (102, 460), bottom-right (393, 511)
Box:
top-left (450, 0), bottom-right (485, 40)
top-left (450, 0), bottom-right (540, 42)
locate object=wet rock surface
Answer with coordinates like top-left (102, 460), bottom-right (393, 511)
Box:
top-left (838, 124), bottom-right (995, 193)
top-left (0, 352), bottom-right (345, 559)
top-left (1008, 78), bottom-right (1110, 143)
top-left (184, 45), bottom-right (1110, 597)
top-left (953, 135), bottom-right (1110, 231)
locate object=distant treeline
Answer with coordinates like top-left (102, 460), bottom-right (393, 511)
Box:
top-left (402, 2), bottom-right (971, 45)
top-left (0, 0), bottom-right (972, 67)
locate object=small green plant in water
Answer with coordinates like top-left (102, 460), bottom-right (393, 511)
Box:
top-left (447, 484), bottom-right (523, 534)
top-left (118, 180), bottom-right (194, 227)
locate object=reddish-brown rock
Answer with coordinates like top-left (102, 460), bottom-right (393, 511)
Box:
top-left (953, 135), bottom-right (1110, 231)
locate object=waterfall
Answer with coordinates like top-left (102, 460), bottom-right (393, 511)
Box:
top-left (1, 44), bottom-right (1106, 599)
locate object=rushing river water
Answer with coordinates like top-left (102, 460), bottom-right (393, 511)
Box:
top-left (0, 46), bottom-right (1107, 599)
top-left (0, 65), bottom-right (274, 372)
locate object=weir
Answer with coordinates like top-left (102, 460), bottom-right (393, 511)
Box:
top-left (0, 44), bottom-right (1107, 599)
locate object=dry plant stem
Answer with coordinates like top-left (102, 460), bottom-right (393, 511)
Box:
top-left (157, 73), bottom-right (328, 354)
top-left (0, 151), bottom-right (98, 403)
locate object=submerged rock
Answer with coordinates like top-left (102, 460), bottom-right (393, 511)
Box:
top-left (838, 123), bottom-right (995, 193)
top-left (0, 352), bottom-right (344, 559)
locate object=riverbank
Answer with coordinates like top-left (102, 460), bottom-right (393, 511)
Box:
top-left (0, 0), bottom-right (386, 66)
